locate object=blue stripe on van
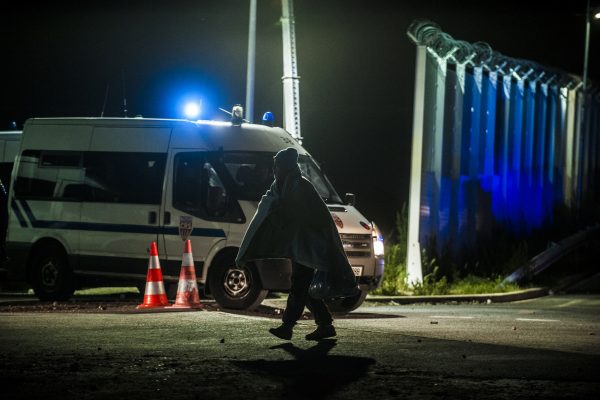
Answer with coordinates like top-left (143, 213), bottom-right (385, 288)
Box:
top-left (17, 199), bottom-right (226, 238)
top-left (161, 226), bottom-right (227, 238)
top-left (11, 200), bottom-right (28, 227)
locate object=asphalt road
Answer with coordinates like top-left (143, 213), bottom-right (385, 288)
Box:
top-left (0, 294), bottom-right (599, 400)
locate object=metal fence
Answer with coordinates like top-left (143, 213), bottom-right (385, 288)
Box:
top-left (405, 20), bottom-right (600, 284)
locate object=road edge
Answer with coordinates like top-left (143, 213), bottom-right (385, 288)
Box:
top-left (364, 287), bottom-right (549, 304)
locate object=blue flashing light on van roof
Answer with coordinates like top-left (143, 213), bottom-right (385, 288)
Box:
top-left (262, 111), bottom-right (274, 127)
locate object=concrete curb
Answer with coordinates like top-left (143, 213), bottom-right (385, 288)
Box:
top-left (364, 287), bottom-right (550, 304)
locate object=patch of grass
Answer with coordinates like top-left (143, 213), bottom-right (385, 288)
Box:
top-left (372, 242), bottom-right (410, 295)
top-left (448, 275), bottom-right (522, 295)
top-left (73, 287), bottom-right (140, 296)
top-left (412, 265), bottom-right (449, 295)
top-left (372, 204), bottom-right (411, 296)
top-left (371, 203), bottom-right (526, 296)
top-left (22, 287), bottom-right (140, 296)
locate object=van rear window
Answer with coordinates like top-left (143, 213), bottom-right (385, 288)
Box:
top-left (14, 150), bottom-right (166, 204)
top-left (83, 152), bottom-right (166, 204)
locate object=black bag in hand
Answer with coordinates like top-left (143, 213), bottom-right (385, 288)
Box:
top-left (308, 270), bottom-right (331, 300)
top-left (309, 269), bottom-right (360, 300)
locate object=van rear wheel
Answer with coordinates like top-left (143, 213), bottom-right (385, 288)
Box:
top-left (209, 259), bottom-right (267, 310)
top-left (31, 244), bottom-right (75, 301)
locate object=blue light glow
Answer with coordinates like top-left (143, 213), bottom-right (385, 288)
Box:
top-left (184, 102), bottom-right (201, 119)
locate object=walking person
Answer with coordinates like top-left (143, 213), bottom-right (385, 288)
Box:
top-left (236, 147), bottom-right (359, 340)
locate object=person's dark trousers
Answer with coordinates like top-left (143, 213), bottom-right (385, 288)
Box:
top-left (282, 262), bottom-right (333, 327)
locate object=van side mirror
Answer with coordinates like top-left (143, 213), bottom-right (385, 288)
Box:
top-left (345, 193), bottom-right (356, 206)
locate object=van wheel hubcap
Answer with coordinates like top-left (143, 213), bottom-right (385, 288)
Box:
top-left (224, 268), bottom-right (250, 298)
top-left (41, 261), bottom-right (59, 287)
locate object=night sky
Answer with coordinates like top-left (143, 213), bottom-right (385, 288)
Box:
top-left (2, 0), bottom-right (599, 236)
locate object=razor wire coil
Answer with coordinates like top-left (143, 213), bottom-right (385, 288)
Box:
top-left (407, 19), bottom-right (587, 89)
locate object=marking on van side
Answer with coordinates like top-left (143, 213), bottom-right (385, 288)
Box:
top-left (16, 199), bottom-right (226, 238)
top-left (10, 199), bottom-right (28, 227)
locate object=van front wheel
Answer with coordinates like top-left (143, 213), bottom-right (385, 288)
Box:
top-left (31, 245), bottom-right (75, 301)
top-left (209, 260), bottom-right (267, 310)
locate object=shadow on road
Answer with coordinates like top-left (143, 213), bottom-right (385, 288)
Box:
top-left (223, 305), bottom-right (403, 320)
top-left (234, 340), bottom-right (375, 399)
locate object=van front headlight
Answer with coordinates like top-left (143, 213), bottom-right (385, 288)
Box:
top-left (372, 222), bottom-right (384, 258)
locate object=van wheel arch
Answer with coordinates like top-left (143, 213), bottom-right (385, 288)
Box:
top-left (28, 239), bottom-right (75, 301)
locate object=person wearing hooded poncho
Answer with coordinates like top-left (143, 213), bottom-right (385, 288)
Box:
top-left (236, 147), bottom-right (359, 341)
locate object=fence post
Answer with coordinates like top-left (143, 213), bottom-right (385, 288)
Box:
top-left (407, 44), bottom-right (427, 285)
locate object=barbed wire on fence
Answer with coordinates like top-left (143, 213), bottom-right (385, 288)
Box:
top-left (406, 19), bottom-right (586, 90)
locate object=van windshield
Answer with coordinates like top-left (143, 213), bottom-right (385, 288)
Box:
top-left (221, 152), bottom-right (343, 204)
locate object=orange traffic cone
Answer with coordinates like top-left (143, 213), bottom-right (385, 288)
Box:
top-left (170, 240), bottom-right (203, 309)
top-left (137, 242), bottom-right (169, 309)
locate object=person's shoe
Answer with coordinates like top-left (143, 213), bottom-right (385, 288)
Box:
top-left (305, 324), bottom-right (336, 341)
top-left (269, 324), bottom-right (293, 340)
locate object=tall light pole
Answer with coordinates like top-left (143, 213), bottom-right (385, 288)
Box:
top-left (579, 0), bottom-right (598, 212)
top-left (281, 0), bottom-right (302, 143)
top-left (583, 0), bottom-right (600, 90)
top-left (245, 0), bottom-right (257, 123)
top-left (583, 0), bottom-right (591, 91)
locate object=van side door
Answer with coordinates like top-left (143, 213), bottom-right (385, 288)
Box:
top-left (77, 127), bottom-right (170, 281)
top-left (160, 150), bottom-right (244, 283)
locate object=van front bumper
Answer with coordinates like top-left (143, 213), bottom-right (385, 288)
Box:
top-left (349, 257), bottom-right (384, 290)
top-left (254, 257), bottom-right (384, 292)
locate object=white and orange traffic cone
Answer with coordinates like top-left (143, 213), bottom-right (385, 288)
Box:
top-left (170, 240), bottom-right (203, 309)
top-left (137, 242), bottom-right (169, 309)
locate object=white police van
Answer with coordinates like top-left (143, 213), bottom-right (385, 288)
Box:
top-left (0, 131), bottom-right (21, 187)
top-left (0, 130), bottom-right (21, 267)
top-left (4, 114), bottom-right (384, 311)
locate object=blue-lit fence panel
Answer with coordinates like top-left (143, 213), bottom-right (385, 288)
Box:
top-left (416, 49), bottom-right (600, 262)
top-left (482, 72), bottom-right (497, 180)
top-left (549, 86), bottom-right (563, 206)
top-left (534, 83), bottom-right (549, 226)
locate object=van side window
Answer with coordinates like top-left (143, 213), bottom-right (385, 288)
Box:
top-left (14, 150), bottom-right (166, 203)
top-left (82, 152), bottom-right (166, 204)
top-left (298, 155), bottom-right (340, 203)
top-left (173, 152), bottom-right (244, 223)
top-left (14, 150), bottom-right (84, 200)
top-left (222, 152), bottom-right (274, 201)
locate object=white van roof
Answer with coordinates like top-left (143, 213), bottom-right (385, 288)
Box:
top-left (0, 131), bottom-right (22, 139)
top-left (22, 118), bottom-right (307, 155)
top-left (0, 130), bottom-right (22, 163)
